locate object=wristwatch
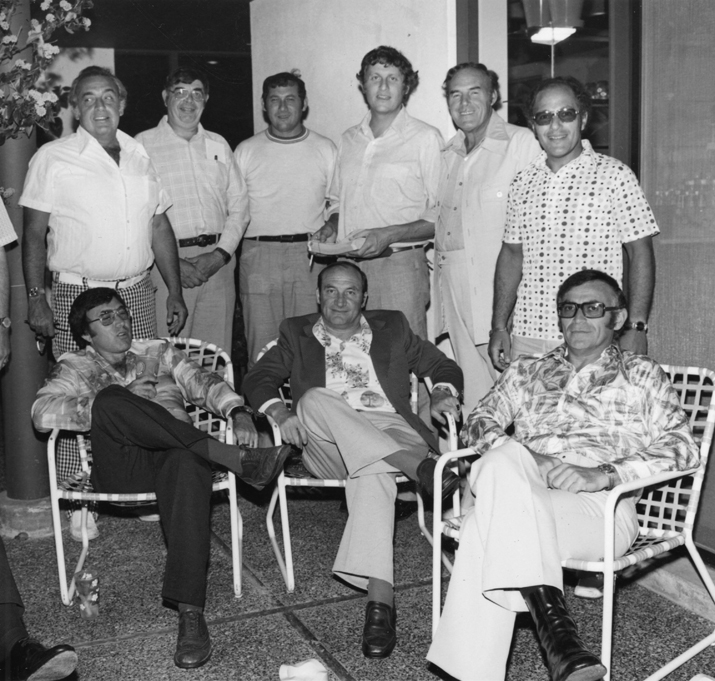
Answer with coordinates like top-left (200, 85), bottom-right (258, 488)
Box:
top-left (0, 317), bottom-right (10, 329)
top-left (229, 405), bottom-right (255, 419)
top-left (28, 286), bottom-right (45, 298)
top-left (597, 463), bottom-right (619, 490)
top-left (624, 321), bottom-right (648, 333)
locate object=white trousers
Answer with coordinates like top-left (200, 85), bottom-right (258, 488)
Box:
top-left (427, 441), bottom-right (639, 681)
top-left (296, 388), bottom-right (428, 590)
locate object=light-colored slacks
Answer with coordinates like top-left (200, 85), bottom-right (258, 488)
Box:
top-left (153, 244), bottom-right (236, 352)
top-left (240, 240), bottom-right (322, 367)
top-left (296, 388), bottom-right (429, 591)
top-left (436, 250), bottom-right (498, 414)
top-left (427, 441), bottom-right (639, 681)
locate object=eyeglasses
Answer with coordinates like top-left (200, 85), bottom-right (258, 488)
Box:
top-left (532, 107), bottom-right (580, 127)
top-left (557, 301), bottom-right (623, 319)
top-left (88, 307), bottom-right (131, 326)
top-left (170, 87), bottom-right (206, 102)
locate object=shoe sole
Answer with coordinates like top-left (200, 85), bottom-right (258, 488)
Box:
top-left (573, 585), bottom-right (604, 600)
top-left (174, 644), bottom-right (213, 669)
top-left (565, 663), bottom-right (607, 681)
top-left (362, 641), bottom-right (396, 659)
top-left (27, 650), bottom-right (78, 681)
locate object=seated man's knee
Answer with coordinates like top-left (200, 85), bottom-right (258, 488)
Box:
top-left (296, 387), bottom-right (339, 419)
top-left (92, 384), bottom-right (131, 417)
top-left (473, 444), bottom-right (523, 484)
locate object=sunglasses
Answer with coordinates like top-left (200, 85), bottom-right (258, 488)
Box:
top-left (88, 307), bottom-right (131, 326)
top-left (170, 87), bottom-right (206, 102)
top-left (557, 301), bottom-right (623, 319)
top-left (532, 107), bottom-right (580, 127)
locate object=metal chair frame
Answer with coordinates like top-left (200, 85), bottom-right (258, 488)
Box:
top-left (265, 374), bottom-right (458, 593)
top-left (46, 338), bottom-right (243, 605)
top-left (431, 364), bottom-right (715, 681)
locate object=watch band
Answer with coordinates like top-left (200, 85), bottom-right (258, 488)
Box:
top-left (597, 463), bottom-right (619, 490)
top-left (624, 320), bottom-right (648, 332)
top-left (229, 405), bottom-right (255, 419)
top-left (28, 286), bottom-right (45, 298)
top-left (214, 247), bottom-right (231, 265)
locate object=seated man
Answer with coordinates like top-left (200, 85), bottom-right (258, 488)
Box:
top-left (427, 269), bottom-right (699, 681)
top-left (243, 261), bottom-right (463, 659)
top-left (31, 288), bottom-right (291, 670)
top-left (1, 536), bottom-right (77, 680)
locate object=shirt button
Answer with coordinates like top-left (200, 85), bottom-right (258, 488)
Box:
top-left (497, 191), bottom-right (503, 197)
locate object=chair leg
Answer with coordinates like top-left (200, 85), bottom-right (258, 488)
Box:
top-left (226, 472), bottom-right (242, 598)
top-left (266, 473), bottom-right (294, 592)
top-left (49, 493), bottom-right (72, 606)
top-left (599, 567), bottom-right (616, 681)
top-left (67, 506), bottom-right (91, 605)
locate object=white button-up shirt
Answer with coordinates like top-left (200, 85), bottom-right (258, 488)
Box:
top-left (20, 126), bottom-right (171, 280)
top-left (0, 201), bottom-right (17, 247)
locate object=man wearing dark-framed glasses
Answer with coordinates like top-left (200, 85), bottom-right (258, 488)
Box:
top-left (429, 269), bottom-right (698, 681)
top-left (488, 76), bottom-right (658, 374)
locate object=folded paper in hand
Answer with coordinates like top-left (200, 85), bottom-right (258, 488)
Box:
top-left (307, 237), bottom-right (366, 256)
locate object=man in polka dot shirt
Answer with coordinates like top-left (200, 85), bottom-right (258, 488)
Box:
top-left (489, 76), bottom-right (658, 370)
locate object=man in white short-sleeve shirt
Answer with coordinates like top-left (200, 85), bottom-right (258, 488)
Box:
top-left (20, 66), bottom-right (187, 358)
top-left (489, 76), bottom-right (658, 371)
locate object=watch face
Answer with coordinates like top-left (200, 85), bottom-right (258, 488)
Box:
top-left (0, 317), bottom-right (10, 328)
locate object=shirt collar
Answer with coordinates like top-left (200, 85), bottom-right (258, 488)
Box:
top-left (157, 114), bottom-right (206, 141)
top-left (359, 106), bottom-right (409, 140)
top-left (313, 315), bottom-right (371, 348)
top-left (444, 112), bottom-right (511, 158)
top-left (77, 124), bottom-right (146, 158)
top-left (542, 342), bottom-right (629, 381)
top-left (534, 138), bottom-right (597, 174)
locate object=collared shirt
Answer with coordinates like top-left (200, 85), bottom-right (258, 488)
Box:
top-left (312, 315), bottom-right (396, 413)
top-left (31, 338), bottom-right (243, 433)
top-left (462, 344), bottom-right (699, 484)
top-left (233, 127), bottom-right (337, 238)
top-left (0, 201), bottom-right (17, 247)
top-left (328, 107), bottom-right (442, 246)
top-left (434, 115), bottom-right (541, 341)
top-left (20, 126), bottom-right (171, 280)
top-left (135, 117), bottom-right (248, 255)
top-left (504, 139), bottom-right (660, 340)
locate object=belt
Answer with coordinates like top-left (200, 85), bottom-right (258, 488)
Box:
top-left (244, 234), bottom-right (310, 243)
top-left (54, 271), bottom-right (149, 289)
top-left (178, 234), bottom-right (219, 248)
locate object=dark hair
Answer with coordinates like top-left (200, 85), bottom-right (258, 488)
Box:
top-left (69, 288), bottom-right (127, 349)
top-left (165, 67), bottom-right (210, 96)
top-left (356, 46), bottom-right (419, 102)
top-left (69, 66), bottom-right (127, 107)
top-left (262, 72), bottom-right (307, 105)
top-left (557, 269), bottom-right (627, 311)
top-left (525, 76), bottom-right (592, 125)
top-left (442, 62), bottom-right (501, 109)
top-left (317, 261), bottom-right (368, 294)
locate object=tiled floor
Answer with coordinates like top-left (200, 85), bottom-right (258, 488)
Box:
top-left (4, 486), bottom-right (715, 681)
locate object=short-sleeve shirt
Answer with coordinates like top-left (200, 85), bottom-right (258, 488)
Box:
top-left (504, 140), bottom-right (659, 340)
top-left (0, 201), bottom-right (18, 247)
top-left (20, 126), bottom-right (171, 280)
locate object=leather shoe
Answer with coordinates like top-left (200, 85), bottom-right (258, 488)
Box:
top-left (362, 601), bottom-right (396, 658)
top-left (174, 610), bottom-right (212, 669)
top-left (4, 637), bottom-right (77, 681)
top-left (395, 498), bottom-right (418, 522)
top-left (236, 444), bottom-right (292, 491)
top-left (416, 457), bottom-right (461, 499)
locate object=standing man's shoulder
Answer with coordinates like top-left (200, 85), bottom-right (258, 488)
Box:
top-left (398, 109), bottom-right (443, 144)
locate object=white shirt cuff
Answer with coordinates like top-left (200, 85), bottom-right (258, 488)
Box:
top-left (259, 397), bottom-right (283, 414)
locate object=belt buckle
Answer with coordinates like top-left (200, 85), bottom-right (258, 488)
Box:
top-left (196, 235), bottom-right (210, 247)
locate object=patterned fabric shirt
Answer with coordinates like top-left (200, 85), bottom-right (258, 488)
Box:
top-left (0, 201), bottom-right (17, 247)
top-left (504, 140), bottom-right (660, 340)
top-left (32, 339), bottom-right (243, 432)
top-left (327, 107), bottom-right (443, 247)
top-left (462, 344), bottom-right (699, 484)
top-left (135, 117), bottom-right (248, 255)
top-left (312, 315), bottom-right (396, 413)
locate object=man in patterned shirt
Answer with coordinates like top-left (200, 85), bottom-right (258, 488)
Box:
top-left (489, 76), bottom-right (658, 371)
top-left (428, 269), bottom-right (698, 681)
top-left (243, 261), bottom-right (462, 659)
top-left (31, 287), bottom-right (291, 670)
top-left (136, 67), bottom-right (247, 351)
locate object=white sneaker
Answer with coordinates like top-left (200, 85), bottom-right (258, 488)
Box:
top-left (137, 512), bottom-right (161, 522)
top-left (70, 510), bottom-right (99, 542)
top-left (574, 573), bottom-right (604, 599)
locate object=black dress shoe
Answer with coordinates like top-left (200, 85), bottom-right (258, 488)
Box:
top-left (523, 585), bottom-right (606, 681)
top-left (362, 601), bottom-right (396, 658)
top-left (236, 444), bottom-right (292, 490)
top-left (174, 610), bottom-right (212, 669)
top-left (395, 498), bottom-right (418, 522)
top-left (416, 458), bottom-right (461, 499)
top-left (5, 637), bottom-right (77, 681)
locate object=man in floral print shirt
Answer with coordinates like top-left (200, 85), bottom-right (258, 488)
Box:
top-left (243, 261), bottom-right (462, 660)
top-left (429, 269), bottom-right (698, 681)
top-left (31, 288), bottom-right (291, 670)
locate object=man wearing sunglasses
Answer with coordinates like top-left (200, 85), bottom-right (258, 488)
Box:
top-left (31, 287), bottom-right (292, 670)
top-left (136, 67), bottom-right (247, 352)
top-left (429, 269), bottom-right (698, 681)
top-left (489, 76), bottom-right (658, 373)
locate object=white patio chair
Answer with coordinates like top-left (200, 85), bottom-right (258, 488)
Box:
top-left (264, 369), bottom-right (459, 593)
top-left (47, 338), bottom-right (243, 606)
top-left (430, 364), bottom-right (715, 681)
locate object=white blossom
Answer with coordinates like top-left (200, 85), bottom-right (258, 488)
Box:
top-left (60, 1), bottom-right (72, 10)
top-left (40, 0), bottom-right (51, 10)
top-left (1, 35), bottom-right (17, 44)
top-left (42, 91), bottom-right (58, 103)
top-left (82, 17), bottom-right (91, 27)
top-left (0, 21), bottom-right (9, 31)
top-left (45, 13), bottom-right (56, 22)
top-left (66, 11), bottom-right (75, 20)
top-left (14, 59), bottom-right (31, 70)
top-left (34, 104), bottom-right (47, 117)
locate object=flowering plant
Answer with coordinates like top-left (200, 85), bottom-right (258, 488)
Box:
top-left (0, 0), bottom-right (92, 144)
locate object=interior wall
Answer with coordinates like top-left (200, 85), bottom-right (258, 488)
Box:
top-left (249, 0), bottom-right (457, 145)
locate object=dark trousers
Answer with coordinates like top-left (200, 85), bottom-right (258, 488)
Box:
top-left (91, 385), bottom-right (214, 608)
top-left (0, 536), bottom-right (27, 655)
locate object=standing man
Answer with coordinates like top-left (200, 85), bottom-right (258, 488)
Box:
top-left (313, 46), bottom-right (442, 340)
top-left (434, 63), bottom-right (540, 412)
top-left (20, 65), bottom-right (187, 358)
top-left (0, 202), bottom-right (15, 370)
top-left (136, 67), bottom-right (246, 351)
top-left (489, 76), bottom-right (658, 370)
top-left (234, 71), bottom-right (336, 366)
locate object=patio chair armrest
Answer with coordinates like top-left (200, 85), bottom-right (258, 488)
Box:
top-left (266, 414), bottom-right (283, 445)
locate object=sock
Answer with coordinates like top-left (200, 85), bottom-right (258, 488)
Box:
top-left (178, 602), bottom-right (203, 614)
top-left (203, 439), bottom-right (246, 475)
top-left (0, 603), bottom-right (28, 657)
top-left (367, 578), bottom-right (394, 607)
